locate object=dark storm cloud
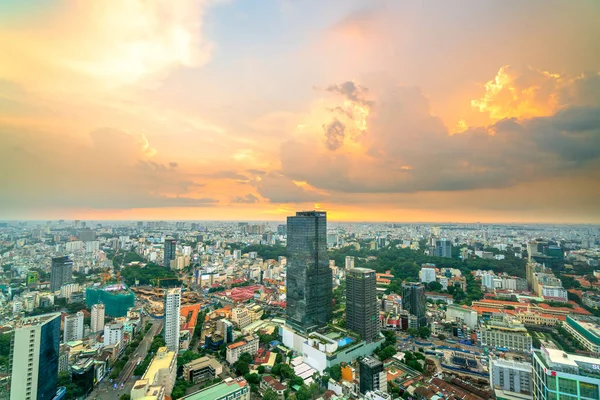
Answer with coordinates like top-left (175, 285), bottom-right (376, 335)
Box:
top-left (323, 119), bottom-right (346, 150)
top-left (326, 81), bottom-right (373, 106)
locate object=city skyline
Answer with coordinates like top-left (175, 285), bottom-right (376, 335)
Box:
top-left (1, 1), bottom-right (599, 223)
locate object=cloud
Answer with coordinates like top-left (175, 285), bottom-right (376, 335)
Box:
top-left (205, 170), bottom-right (249, 180)
top-left (0, 0), bottom-right (215, 90)
top-left (255, 172), bottom-right (325, 203)
top-left (232, 194), bottom-right (260, 204)
top-left (0, 126), bottom-right (215, 211)
top-left (169, 162), bottom-right (179, 168)
top-left (260, 75), bottom-right (600, 200)
top-left (326, 81), bottom-right (373, 107)
top-left (323, 119), bottom-right (346, 150)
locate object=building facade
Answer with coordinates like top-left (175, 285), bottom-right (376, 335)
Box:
top-left (346, 268), bottom-right (380, 343)
top-left (164, 238), bottom-right (177, 268)
top-left (480, 317), bottom-right (532, 352)
top-left (285, 211), bottom-right (332, 332)
top-left (10, 313), bottom-right (61, 400)
top-left (104, 322), bottom-right (124, 346)
top-left (51, 256), bottom-right (73, 291)
top-left (489, 358), bottom-right (533, 396)
top-left (91, 303), bottom-right (105, 333)
top-left (226, 335), bottom-right (259, 364)
top-left (359, 357), bottom-right (386, 394)
top-left (164, 288), bottom-right (181, 353)
top-left (402, 282), bottom-right (427, 328)
top-left (532, 345), bottom-right (600, 400)
top-left (63, 311), bottom-right (84, 342)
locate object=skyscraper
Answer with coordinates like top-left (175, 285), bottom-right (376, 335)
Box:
top-left (285, 211), bottom-right (332, 332)
top-left (91, 303), bottom-right (105, 333)
top-left (164, 288), bottom-right (181, 352)
top-left (429, 238), bottom-right (452, 258)
top-left (10, 313), bottom-right (61, 400)
top-left (164, 238), bottom-right (177, 267)
top-left (63, 311), bottom-right (84, 342)
top-left (50, 256), bottom-right (73, 292)
top-left (402, 282), bottom-right (427, 328)
top-left (346, 268), bottom-right (380, 342)
top-left (359, 356), bottom-right (386, 394)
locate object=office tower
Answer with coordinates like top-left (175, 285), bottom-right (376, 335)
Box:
top-left (345, 256), bottom-right (355, 269)
top-left (63, 311), bottom-right (84, 342)
top-left (359, 356), bottom-right (386, 394)
top-left (50, 256), bottom-right (73, 292)
top-left (532, 345), bottom-right (600, 400)
top-left (402, 282), bottom-right (427, 328)
top-left (285, 211), bottom-right (332, 332)
top-left (429, 238), bottom-right (452, 258)
top-left (277, 224), bottom-right (287, 235)
top-left (91, 303), bottom-right (105, 333)
top-left (10, 313), bottom-right (61, 400)
top-left (346, 268), bottom-right (380, 343)
top-left (164, 238), bottom-right (177, 267)
top-left (489, 359), bottom-right (532, 396)
top-left (419, 264), bottom-right (437, 283)
top-left (164, 288), bottom-right (181, 352)
top-left (77, 228), bottom-right (96, 242)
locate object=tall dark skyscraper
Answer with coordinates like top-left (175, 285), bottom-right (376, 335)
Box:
top-left (164, 238), bottom-right (177, 267)
top-left (359, 356), bottom-right (386, 394)
top-left (402, 282), bottom-right (427, 328)
top-left (285, 211), bottom-right (332, 332)
top-left (10, 313), bottom-right (61, 400)
top-left (50, 256), bottom-right (73, 291)
top-left (346, 268), bottom-right (380, 342)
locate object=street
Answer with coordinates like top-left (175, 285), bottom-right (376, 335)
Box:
top-left (88, 319), bottom-right (163, 400)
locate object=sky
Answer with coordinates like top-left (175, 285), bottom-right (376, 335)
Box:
top-left (1, 0), bottom-right (599, 223)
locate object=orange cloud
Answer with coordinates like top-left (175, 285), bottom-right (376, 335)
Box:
top-left (471, 65), bottom-right (563, 120)
top-left (0, 0), bottom-right (214, 91)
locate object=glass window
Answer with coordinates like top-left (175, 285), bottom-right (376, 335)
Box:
top-left (580, 382), bottom-right (599, 399)
top-left (558, 378), bottom-right (578, 395)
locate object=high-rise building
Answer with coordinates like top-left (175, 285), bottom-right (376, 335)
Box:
top-left (10, 313), bottom-right (61, 400)
top-left (359, 356), bottom-right (386, 394)
top-left (346, 268), bottom-right (380, 343)
top-left (91, 303), bottom-right (105, 333)
top-left (63, 311), bottom-right (84, 342)
top-left (489, 359), bottom-right (533, 398)
top-left (50, 256), bottom-right (73, 292)
top-left (285, 211), bottom-right (332, 332)
top-left (345, 256), bottom-right (355, 269)
top-left (103, 322), bottom-right (124, 346)
top-left (532, 345), bottom-right (600, 400)
top-left (429, 238), bottom-right (452, 258)
top-left (78, 228), bottom-right (96, 242)
top-left (164, 238), bottom-right (177, 268)
top-left (402, 282), bottom-right (427, 328)
top-left (164, 288), bottom-right (181, 352)
top-left (419, 265), bottom-right (437, 283)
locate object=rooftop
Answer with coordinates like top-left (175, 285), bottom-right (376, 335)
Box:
top-left (141, 347), bottom-right (176, 385)
top-left (182, 377), bottom-right (248, 400)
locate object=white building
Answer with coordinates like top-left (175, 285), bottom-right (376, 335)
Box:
top-left (489, 358), bottom-right (532, 398)
top-left (445, 304), bottom-right (478, 330)
top-left (91, 303), bottom-right (105, 333)
top-left (164, 288), bottom-right (181, 353)
top-left (226, 335), bottom-right (259, 364)
top-left (104, 322), bottom-right (124, 346)
top-left (419, 267), bottom-right (436, 284)
top-left (231, 307), bottom-right (252, 329)
top-left (85, 240), bottom-right (100, 253)
top-left (64, 311), bottom-right (84, 342)
top-left (345, 256), bottom-right (355, 269)
top-left (10, 313), bottom-right (62, 400)
top-left (60, 283), bottom-right (80, 299)
top-left (541, 285), bottom-right (568, 302)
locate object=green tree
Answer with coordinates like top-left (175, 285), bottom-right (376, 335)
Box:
top-left (324, 364), bottom-right (342, 381)
top-left (235, 361), bottom-right (250, 376)
top-left (120, 395), bottom-right (132, 400)
top-left (239, 352), bottom-right (253, 364)
top-left (244, 373), bottom-right (261, 384)
top-left (427, 281), bottom-right (443, 292)
top-left (257, 365), bottom-right (265, 374)
top-left (262, 388), bottom-right (279, 400)
top-left (417, 327), bottom-right (431, 339)
top-left (437, 334), bottom-right (446, 341)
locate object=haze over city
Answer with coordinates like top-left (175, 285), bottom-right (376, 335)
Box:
top-left (1, 0), bottom-right (599, 223)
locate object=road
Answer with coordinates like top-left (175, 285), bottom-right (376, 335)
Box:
top-left (88, 319), bottom-right (163, 400)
